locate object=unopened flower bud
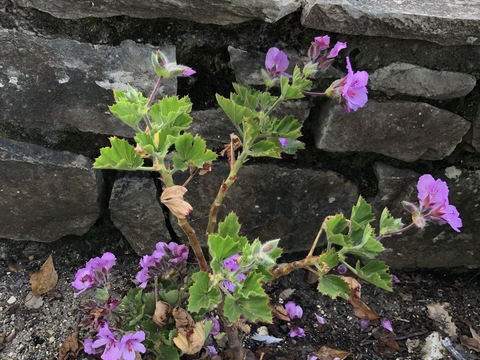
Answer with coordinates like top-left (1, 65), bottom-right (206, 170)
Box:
top-left (412, 213), bottom-right (426, 229)
top-left (401, 201), bottom-right (418, 214)
top-left (261, 239), bottom-right (280, 254)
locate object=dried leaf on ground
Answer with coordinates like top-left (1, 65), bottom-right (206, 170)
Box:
top-left (348, 297), bottom-right (380, 320)
top-left (426, 302), bottom-right (457, 337)
top-left (459, 325), bottom-right (480, 352)
top-left (236, 317), bottom-right (251, 334)
top-left (153, 301), bottom-right (172, 327)
top-left (173, 321), bottom-right (205, 354)
top-left (30, 255), bottom-right (58, 295)
top-left (58, 331), bottom-right (81, 360)
top-left (173, 306), bottom-right (195, 336)
top-left (272, 305), bottom-right (291, 321)
top-left (341, 276), bottom-right (361, 298)
top-left (278, 288), bottom-right (295, 300)
top-left (311, 345), bottom-right (351, 359)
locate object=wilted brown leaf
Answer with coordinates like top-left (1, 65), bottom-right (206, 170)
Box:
top-left (348, 297), bottom-right (380, 320)
top-left (153, 301), bottom-right (172, 327)
top-left (58, 332), bottom-right (81, 360)
top-left (311, 345), bottom-right (351, 360)
top-left (341, 276), bottom-right (361, 298)
top-left (173, 321), bottom-right (206, 355)
top-left (173, 306), bottom-right (195, 336)
top-left (459, 325), bottom-right (480, 352)
top-left (161, 186), bottom-right (193, 219)
top-left (235, 317), bottom-right (251, 334)
top-left (272, 305), bottom-right (291, 321)
top-left (30, 255), bottom-right (58, 296)
top-left (220, 133), bottom-right (243, 168)
top-left (426, 302), bottom-right (457, 337)
top-left (7, 261), bottom-right (24, 273)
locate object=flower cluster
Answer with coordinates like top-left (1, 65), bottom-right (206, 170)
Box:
top-left (308, 35), bottom-right (347, 69)
top-left (222, 254), bottom-right (246, 292)
top-left (402, 174), bottom-right (462, 232)
top-left (136, 241), bottom-right (189, 288)
top-left (72, 252), bottom-right (116, 295)
top-left (325, 56), bottom-right (369, 113)
top-left (83, 323), bottom-right (146, 360)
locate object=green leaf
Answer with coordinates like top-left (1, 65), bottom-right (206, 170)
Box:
top-left (265, 115), bottom-right (302, 139)
top-left (317, 274), bottom-right (350, 300)
top-left (224, 292), bottom-right (272, 323)
top-left (232, 83), bottom-right (260, 110)
top-left (291, 65), bottom-right (312, 92)
top-left (172, 133), bottom-right (217, 172)
top-left (149, 96), bottom-right (193, 130)
top-left (345, 224), bottom-right (384, 259)
top-left (355, 260), bottom-right (392, 291)
top-left (218, 212), bottom-right (242, 239)
top-left (188, 271), bottom-right (221, 313)
top-left (236, 272), bottom-right (265, 298)
top-left (208, 234), bottom-right (241, 273)
top-left (277, 139), bottom-right (305, 155)
top-left (351, 197), bottom-right (375, 228)
top-left (249, 140), bottom-right (281, 158)
top-left (243, 117), bottom-right (260, 146)
top-left (280, 75), bottom-right (304, 100)
top-left (379, 208), bottom-right (404, 235)
top-left (326, 214), bottom-right (348, 234)
top-left (156, 343), bottom-right (180, 360)
top-left (318, 249), bottom-right (339, 269)
top-left (93, 137), bottom-right (144, 170)
top-left (109, 101), bottom-right (148, 129)
top-left (216, 94), bottom-right (255, 127)
top-left (327, 234), bottom-right (352, 247)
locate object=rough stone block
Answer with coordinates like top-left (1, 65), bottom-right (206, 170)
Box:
top-left (302, 0), bottom-right (480, 46)
top-left (312, 100), bottom-right (471, 162)
top-left (109, 162), bottom-right (358, 255)
top-left (0, 137), bottom-right (104, 242)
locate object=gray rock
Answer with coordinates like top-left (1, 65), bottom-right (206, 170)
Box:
top-left (0, 137), bottom-right (104, 242)
top-left (312, 100), bottom-right (471, 162)
top-left (301, 0), bottom-right (480, 46)
top-left (369, 63), bottom-right (477, 100)
top-left (109, 162), bottom-right (358, 255)
top-left (12, 0), bottom-right (302, 25)
top-left (372, 164), bottom-right (480, 269)
top-left (109, 173), bottom-right (167, 255)
top-left (0, 30), bottom-right (176, 142)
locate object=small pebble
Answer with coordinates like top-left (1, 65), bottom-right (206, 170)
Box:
top-left (7, 296), bottom-right (16, 304)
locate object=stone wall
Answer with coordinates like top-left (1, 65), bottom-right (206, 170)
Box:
top-left (1, 0), bottom-right (479, 269)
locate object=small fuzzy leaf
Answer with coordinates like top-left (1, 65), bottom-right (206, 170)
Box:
top-left (318, 250), bottom-right (339, 269)
top-left (280, 76), bottom-right (304, 100)
top-left (109, 101), bottom-right (148, 128)
top-left (249, 140), bottom-right (282, 158)
top-left (350, 197), bottom-right (375, 228)
top-left (326, 214), bottom-right (348, 234)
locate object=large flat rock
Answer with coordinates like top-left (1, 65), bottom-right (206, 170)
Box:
top-left (109, 162), bottom-right (358, 255)
top-left (312, 100), bottom-right (471, 162)
top-left (302, 0), bottom-right (480, 46)
top-left (12, 0), bottom-right (301, 25)
top-left (0, 138), bottom-right (104, 242)
top-left (0, 30), bottom-right (176, 142)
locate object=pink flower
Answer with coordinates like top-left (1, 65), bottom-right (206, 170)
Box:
top-left (72, 268), bottom-right (94, 294)
top-left (204, 316), bottom-right (221, 335)
top-left (327, 41), bottom-right (347, 58)
top-left (72, 253), bottom-right (116, 295)
top-left (92, 323), bottom-right (121, 360)
top-left (314, 35), bottom-right (330, 51)
top-left (285, 301), bottom-right (303, 320)
top-left (289, 326), bottom-right (305, 338)
top-left (265, 47), bottom-right (291, 79)
top-left (406, 175), bottom-right (462, 232)
top-left (152, 50), bottom-right (195, 78)
top-left (326, 57), bottom-right (368, 112)
top-left (119, 331), bottom-right (146, 360)
top-left (278, 138), bottom-right (288, 147)
top-left (223, 254), bottom-right (240, 272)
top-left (83, 338), bottom-right (97, 355)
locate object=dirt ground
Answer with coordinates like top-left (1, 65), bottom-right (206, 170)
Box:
top-left (1, 231), bottom-right (479, 360)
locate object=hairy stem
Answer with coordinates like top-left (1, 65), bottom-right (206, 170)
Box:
top-left (177, 218), bottom-right (209, 272)
top-left (218, 304), bottom-right (245, 360)
top-left (270, 254), bottom-right (328, 280)
top-left (376, 222), bottom-right (416, 241)
top-left (206, 151), bottom-right (248, 237)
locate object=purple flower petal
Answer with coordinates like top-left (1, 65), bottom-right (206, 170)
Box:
top-left (359, 318), bottom-right (370, 332)
top-left (381, 318), bottom-right (393, 332)
top-left (207, 346), bottom-right (218, 357)
top-left (223, 254), bottom-right (240, 272)
top-left (327, 41), bottom-right (347, 58)
top-left (285, 301), bottom-right (303, 320)
top-left (119, 331), bottom-right (146, 360)
top-left (315, 313), bottom-right (325, 325)
top-left (289, 326), bottom-right (305, 338)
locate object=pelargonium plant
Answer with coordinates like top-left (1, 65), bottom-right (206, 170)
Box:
top-left (70, 37), bottom-right (462, 360)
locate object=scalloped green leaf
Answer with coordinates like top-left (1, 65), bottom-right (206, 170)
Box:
top-left (148, 96), bottom-right (193, 129)
top-left (232, 83), bottom-right (259, 110)
top-left (249, 140), bottom-right (282, 158)
top-left (216, 94), bottom-right (255, 127)
top-left (188, 271), bottom-right (221, 313)
top-left (380, 207), bottom-right (404, 235)
top-left (224, 292), bottom-right (271, 323)
top-left (265, 115), bottom-right (302, 139)
top-left (172, 133), bottom-right (217, 172)
top-left (326, 214), bottom-right (348, 234)
top-left (280, 75), bottom-right (304, 100)
top-left (351, 196), bottom-right (375, 228)
top-left (291, 65), bottom-right (312, 92)
top-left (355, 260), bottom-right (392, 291)
top-left (208, 234), bottom-right (241, 273)
top-left (318, 249), bottom-right (339, 269)
top-left (317, 274), bottom-right (350, 300)
top-left (93, 137), bottom-right (144, 170)
top-left (109, 101), bottom-right (148, 128)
